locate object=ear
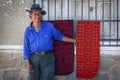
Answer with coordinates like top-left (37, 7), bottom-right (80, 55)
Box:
top-left (29, 14), bottom-right (32, 19)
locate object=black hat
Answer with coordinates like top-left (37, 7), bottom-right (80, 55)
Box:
top-left (25, 4), bottom-right (46, 15)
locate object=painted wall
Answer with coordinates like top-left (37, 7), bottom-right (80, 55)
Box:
top-left (0, 0), bottom-right (33, 45)
top-left (0, 0), bottom-right (120, 45)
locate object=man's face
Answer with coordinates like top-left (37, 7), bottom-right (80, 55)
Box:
top-left (29, 11), bottom-right (42, 23)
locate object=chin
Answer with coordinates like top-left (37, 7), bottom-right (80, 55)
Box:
top-left (35, 20), bottom-right (41, 23)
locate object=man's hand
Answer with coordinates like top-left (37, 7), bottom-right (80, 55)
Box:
top-left (26, 58), bottom-right (34, 72)
top-left (27, 63), bottom-right (34, 72)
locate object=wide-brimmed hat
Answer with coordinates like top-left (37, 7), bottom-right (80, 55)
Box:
top-left (25, 4), bottom-right (46, 15)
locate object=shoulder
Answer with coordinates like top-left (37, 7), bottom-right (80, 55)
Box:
top-left (41, 21), bottom-right (55, 31)
top-left (24, 26), bottom-right (31, 36)
top-left (42, 21), bottom-right (54, 27)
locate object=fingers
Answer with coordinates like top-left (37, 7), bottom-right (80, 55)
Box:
top-left (29, 69), bottom-right (34, 73)
top-left (27, 63), bottom-right (34, 72)
top-left (29, 67), bottom-right (34, 72)
top-left (29, 64), bottom-right (34, 73)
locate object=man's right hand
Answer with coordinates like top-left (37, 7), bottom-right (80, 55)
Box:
top-left (26, 59), bottom-right (34, 72)
top-left (27, 63), bottom-right (34, 72)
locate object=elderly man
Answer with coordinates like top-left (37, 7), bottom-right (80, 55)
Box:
top-left (24, 4), bottom-right (76, 80)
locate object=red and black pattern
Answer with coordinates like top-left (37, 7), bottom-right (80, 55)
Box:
top-left (76, 20), bottom-right (100, 79)
top-left (50, 20), bottom-right (74, 75)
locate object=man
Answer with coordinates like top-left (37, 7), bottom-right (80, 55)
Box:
top-left (24, 4), bottom-right (76, 80)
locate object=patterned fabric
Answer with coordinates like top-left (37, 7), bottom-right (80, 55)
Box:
top-left (50, 20), bottom-right (74, 75)
top-left (76, 20), bottom-right (100, 79)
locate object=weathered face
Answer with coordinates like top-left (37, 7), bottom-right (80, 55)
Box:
top-left (29, 11), bottom-right (42, 23)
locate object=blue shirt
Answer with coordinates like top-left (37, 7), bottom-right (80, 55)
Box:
top-left (23, 21), bottom-right (64, 59)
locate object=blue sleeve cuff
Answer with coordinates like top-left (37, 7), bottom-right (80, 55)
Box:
top-left (59, 35), bottom-right (64, 41)
top-left (23, 55), bottom-right (30, 60)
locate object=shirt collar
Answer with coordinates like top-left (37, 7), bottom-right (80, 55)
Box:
top-left (29, 21), bottom-right (44, 31)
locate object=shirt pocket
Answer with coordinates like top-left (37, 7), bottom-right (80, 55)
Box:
top-left (43, 34), bottom-right (51, 41)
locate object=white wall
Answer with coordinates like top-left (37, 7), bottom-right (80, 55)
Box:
top-left (0, 0), bottom-right (34, 45)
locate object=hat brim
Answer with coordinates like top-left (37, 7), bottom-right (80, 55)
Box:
top-left (25, 9), bottom-right (46, 15)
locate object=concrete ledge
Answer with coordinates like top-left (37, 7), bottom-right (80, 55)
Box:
top-left (0, 45), bottom-right (22, 50)
top-left (0, 45), bottom-right (120, 55)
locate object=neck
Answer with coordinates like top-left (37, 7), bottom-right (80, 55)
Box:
top-left (32, 22), bottom-right (40, 28)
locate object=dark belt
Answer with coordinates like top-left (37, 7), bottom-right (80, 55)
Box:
top-left (32, 50), bottom-right (53, 55)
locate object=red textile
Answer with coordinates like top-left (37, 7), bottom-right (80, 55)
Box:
top-left (76, 20), bottom-right (100, 79)
top-left (50, 20), bottom-right (74, 75)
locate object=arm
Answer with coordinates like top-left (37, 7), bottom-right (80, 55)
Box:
top-left (62, 36), bottom-right (76, 43)
top-left (50, 23), bottom-right (76, 43)
top-left (23, 32), bottom-right (33, 72)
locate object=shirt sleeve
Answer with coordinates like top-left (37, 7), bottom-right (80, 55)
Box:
top-left (50, 23), bottom-right (64, 41)
top-left (23, 32), bottom-right (30, 60)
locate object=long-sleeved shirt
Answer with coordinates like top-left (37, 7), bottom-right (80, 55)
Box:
top-left (23, 21), bottom-right (64, 59)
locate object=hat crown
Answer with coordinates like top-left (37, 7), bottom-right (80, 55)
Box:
top-left (31, 4), bottom-right (42, 11)
top-left (25, 4), bottom-right (46, 15)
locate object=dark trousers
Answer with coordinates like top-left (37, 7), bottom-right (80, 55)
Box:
top-left (28, 51), bottom-right (55, 80)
